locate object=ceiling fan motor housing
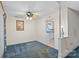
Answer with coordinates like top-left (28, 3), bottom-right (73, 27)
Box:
top-left (27, 12), bottom-right (33, 17)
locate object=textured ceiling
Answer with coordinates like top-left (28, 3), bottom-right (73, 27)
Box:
top-left (2, 1), bottom-right (58, 18)
top-left (2, 1), bottom-right (79, 18)
top-left (61, 1), bottom-right (79, 11)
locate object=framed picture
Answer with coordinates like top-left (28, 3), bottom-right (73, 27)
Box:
top-left (16, 20), bottom-right (24, 31)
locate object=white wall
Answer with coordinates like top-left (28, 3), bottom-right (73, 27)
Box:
top-left (6, 15), bottom-right (37, 45)
top-left (0, 3), bottom-right (4, 57)
top-left (61, 8), bottom-right (79, 57)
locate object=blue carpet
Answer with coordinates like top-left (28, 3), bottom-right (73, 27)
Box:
top-left (3, 41), bottom-right (58, 58)
top-left (65, 47), bottom-right (79, 58)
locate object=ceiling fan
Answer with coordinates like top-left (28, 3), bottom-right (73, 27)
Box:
top-left (25, 11), bottom-right (40, 20)
top-left (15, 10), bottom-right (40, 20)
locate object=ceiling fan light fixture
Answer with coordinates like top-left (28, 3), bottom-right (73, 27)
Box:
top-left (29, 17), bottom-right (32, 20)
top-left (26, 16), bottom-right (32, 20)
top-left (26, 17), bottom-right (29, 20)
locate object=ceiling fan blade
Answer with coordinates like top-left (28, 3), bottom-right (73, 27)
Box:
top-left (32, 14), bottom-right (39, 20)
top-left (15, 14), bottom-right (26, 18)
top-left (33, 12), bottom-right (40, 16)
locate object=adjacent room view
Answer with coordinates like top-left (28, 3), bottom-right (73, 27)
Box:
top-left (0, 1), bottom-right (79, 58)
top-left (0, 1), bottom-right (59, 58)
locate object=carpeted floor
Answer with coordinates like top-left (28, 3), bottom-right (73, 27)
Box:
top-left (3, 41), bottom-right (58, 58)
top-left (65, 47), bottom-right (79, 58)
